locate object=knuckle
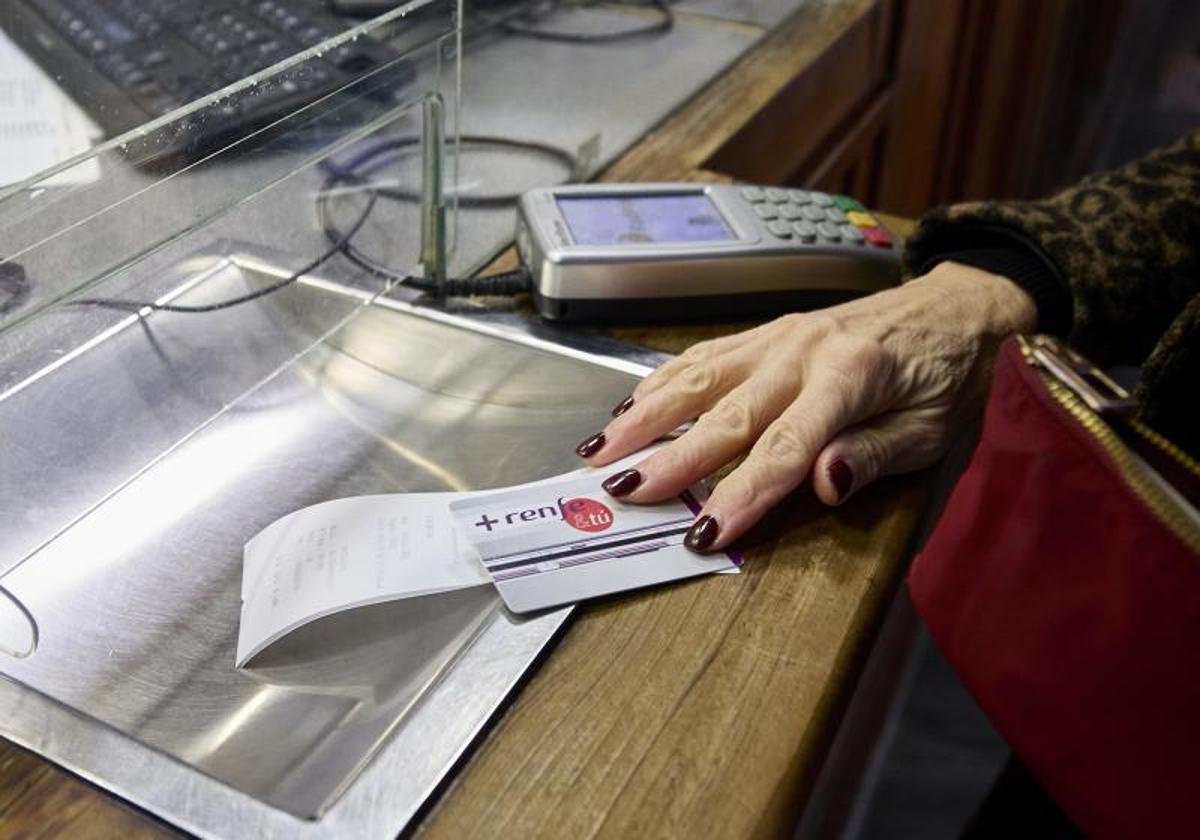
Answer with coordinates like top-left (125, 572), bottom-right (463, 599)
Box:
top-left (708, 397), bottom-right (756, 440)
top-left (761, 418), bottom-right (812, 461)
top-left (678, 363), bottom-right (719, 397)
top-left (649, 356), bottom-right (686, 382)
top-left (800, 313), bottom-right (840, 342)
top-left (639, 355), bottom-right (694, 397)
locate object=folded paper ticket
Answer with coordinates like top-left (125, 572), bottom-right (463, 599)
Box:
top-left (237, 450), bottom-right (737, 666)
top-left (237, 492), bottom-right (489, 666)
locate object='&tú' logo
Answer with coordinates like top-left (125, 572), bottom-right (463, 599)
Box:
top-left (562, 497), bottom-right (613, 532)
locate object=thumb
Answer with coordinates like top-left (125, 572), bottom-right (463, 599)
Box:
top-left (811, 410), bottom-right (949, 505)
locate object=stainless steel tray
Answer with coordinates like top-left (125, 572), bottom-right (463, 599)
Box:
top-left (0, 246), bottom-right (656, 837)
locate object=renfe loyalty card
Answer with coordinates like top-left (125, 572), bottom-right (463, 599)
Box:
top-left (449, 472), bottom-right (739, 613)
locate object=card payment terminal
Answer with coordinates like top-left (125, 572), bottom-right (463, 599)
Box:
top-left (516, 183), bottom-right (900, 322)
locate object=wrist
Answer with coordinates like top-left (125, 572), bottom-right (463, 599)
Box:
top-left (908, 240), bottom-right (1069, 336)
top-left (920, 261), bottom-right (1039, 335)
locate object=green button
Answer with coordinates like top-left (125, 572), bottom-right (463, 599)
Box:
top-left (834, 195), bottom-right (864, 211)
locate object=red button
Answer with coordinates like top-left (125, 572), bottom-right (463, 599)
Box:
top-left (862, 226), bottom-right (892, 248)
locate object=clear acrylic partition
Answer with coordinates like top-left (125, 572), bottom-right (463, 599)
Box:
top-left (0, 0), bottom-right (462, 332)
top-left (0, 0), bottom-right (462, 587)
top-left (0, 1), bottom-right (644, 836)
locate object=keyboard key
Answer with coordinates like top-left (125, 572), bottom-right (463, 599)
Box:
top-left (786, 188), bottom-right (810, 204)
top-left (766, 220), bottom-right (794, 238)
top-left (862, 227), bottom-right (893, 248)
top-left (118, 69), bottom-right (151, 87)
top-left (19, 0), bottom-right (408, 165)
top-left (740, 186), bottom-right (765, 203)
top-left (801, 205), bottom-right (825, 222)
top-left (754, 204), bottom-right (778, 220)
top-left (778, 203), bottom-right (804, 220)
top-left (141, 50), bottom-right (170, 68)
top-left (840, 224), bottom-right (865, 242)
top-left (847, 211), bottom-right (878, 227)
top-left (791, 220), bottom-right (817, 241)
top-left (816, 222), bottom-right (842, 240)
top-left (834, 195), bottom-right (864, 211)
top-left (824, 207), bottom-right (848, 223)
top-left (765, 187), bottom-right (788, 202)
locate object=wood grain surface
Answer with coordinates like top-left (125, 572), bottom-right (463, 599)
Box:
top-left (415, 472), bottom-right (925, 840)
top-left (0, 0), bottom-right (926, 837)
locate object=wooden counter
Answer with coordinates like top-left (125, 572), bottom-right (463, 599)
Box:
top-left (0, 0), bottom-right (928, 836)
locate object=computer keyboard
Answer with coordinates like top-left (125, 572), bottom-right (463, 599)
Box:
top-left (2, 0), bottom-right (410, 164)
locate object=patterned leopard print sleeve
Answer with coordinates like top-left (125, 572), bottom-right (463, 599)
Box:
top-left (903, 128), bottom-right (1200, 368)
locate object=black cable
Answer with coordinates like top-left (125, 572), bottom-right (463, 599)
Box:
top-left (315, 179), bottom-right (533, 296)
top-left (406, 267), bottom-right (533, 296)
top-left (73, 190), bottom-right (383, 314)
top-left (502, 0), bottom-right (674, 44)
top-left (72, 133), bottom-right (559, 314)
top-left (315, 133), bottom-right (572, 293)
top-left (317, 133), bottom-right (577, 207)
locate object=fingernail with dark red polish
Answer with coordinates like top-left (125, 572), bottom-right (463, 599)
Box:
top-left (828, 458), bottom-right (854, 502)
top-left (684, 515), bottom-right (719, 552)
top-left (611, 395), bottom-right (635, 417)
top-left (575, 431), bottom-right (606, 458)
top-left (602, 468), bottom-right (641, 497)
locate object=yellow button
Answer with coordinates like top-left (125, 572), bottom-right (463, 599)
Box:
top-left (847, 211), bottom-right (877, 227)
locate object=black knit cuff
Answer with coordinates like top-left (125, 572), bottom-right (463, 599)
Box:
top-left (919, 246), bottom-right (1071, 337)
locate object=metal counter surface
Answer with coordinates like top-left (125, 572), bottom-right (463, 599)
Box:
top-left (0, 251), bottom-right (659, 837)
top-left (0, 1), bottom-right (803, 836)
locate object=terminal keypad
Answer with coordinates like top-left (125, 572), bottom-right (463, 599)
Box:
top-left (738, 185), bottom-right (895, 249)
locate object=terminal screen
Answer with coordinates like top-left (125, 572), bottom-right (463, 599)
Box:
top-left (557, 193), bottom-right (735, 245)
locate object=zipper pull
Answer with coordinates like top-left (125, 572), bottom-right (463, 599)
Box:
top-left (1023, 335), bottom-right (1137, 417)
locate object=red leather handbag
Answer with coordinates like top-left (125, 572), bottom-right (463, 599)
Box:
top-left (908, 335), bottom-right (1200, 840)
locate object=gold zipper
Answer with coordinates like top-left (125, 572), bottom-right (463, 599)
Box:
top-left (1017, 335), bottom-right (1200, 554)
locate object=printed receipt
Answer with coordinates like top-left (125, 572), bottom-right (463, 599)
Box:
top-left (237, 450), bottom-right (734, 666)
top-left (237, 493), bottom-right (489, 666)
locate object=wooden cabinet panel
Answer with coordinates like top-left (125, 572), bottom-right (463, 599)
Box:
top-left (706, 0), bottom-right (1131, 218)
top-left (705, 0), bottom-right (898, 186)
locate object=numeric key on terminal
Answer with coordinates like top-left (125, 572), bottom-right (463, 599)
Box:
top-left (816, 222), bottom-right (842, 241)
top-left (791, 220), bottom-right (817, 242)
top-left (766, 220), bottom-right (794, 238)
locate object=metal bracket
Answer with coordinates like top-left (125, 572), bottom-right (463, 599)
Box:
top-left (419, 94), bottom-right (447, 292)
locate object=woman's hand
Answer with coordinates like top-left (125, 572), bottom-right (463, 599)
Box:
top-left (574, 262), bottom-right (1038, 552)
